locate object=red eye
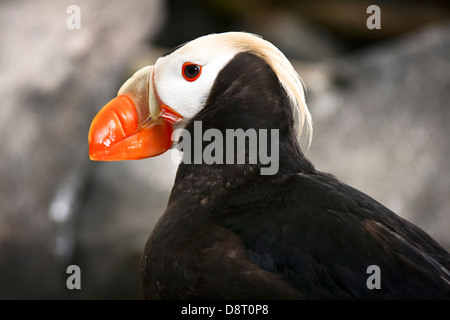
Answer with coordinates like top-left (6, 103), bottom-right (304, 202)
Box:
top-left (182, 62), bottom-right (202, 82)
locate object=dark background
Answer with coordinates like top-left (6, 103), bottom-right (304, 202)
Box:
top-left (0, 0), bottom-right (449, 299)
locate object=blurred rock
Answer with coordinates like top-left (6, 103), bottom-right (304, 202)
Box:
top-left (290, 0), bottom-right (450, 43)
top-left (0, 0), bottom-right (166, 299)
top-left (238, 7), bottom-right (342, 60)
top-left (79, 154), bottom-right (177, 299)
top-left (156, 0), bottom-right (450, 58)
top-left (155, 0), bottom-right (343, 60)
top-left (306, 22), bottom-right (450, 250)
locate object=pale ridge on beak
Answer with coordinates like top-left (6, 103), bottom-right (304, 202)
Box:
top-left (118, 65), bottom-right (158, 124)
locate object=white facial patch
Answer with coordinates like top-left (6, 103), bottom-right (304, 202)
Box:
top-left (153, 37), bottom-right (241, 121)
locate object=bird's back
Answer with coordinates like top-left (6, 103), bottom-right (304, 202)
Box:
top-left (217, 172), bottom-right (450, 299)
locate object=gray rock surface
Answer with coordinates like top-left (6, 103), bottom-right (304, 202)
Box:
top-left (306, 22), bottom-right (450, 249)
top-left (0, 0), bottom-right (448, 299)
top-left (0, 0), bottom-right (168, 299)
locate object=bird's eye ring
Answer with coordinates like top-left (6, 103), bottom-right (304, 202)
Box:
top-left (182, 62), bottom-right (202, 82)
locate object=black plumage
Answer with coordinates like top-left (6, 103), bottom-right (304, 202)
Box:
top-left (140, 52), bottom-right (450, 299)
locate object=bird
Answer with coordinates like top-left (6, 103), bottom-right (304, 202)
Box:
top-left (88, 32), bottom-right (450, 299)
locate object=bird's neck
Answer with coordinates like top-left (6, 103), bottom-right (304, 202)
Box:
top-left (172, 125), bottom-right (313, 187)
top-left (171, 51), bottom-right (315, 194)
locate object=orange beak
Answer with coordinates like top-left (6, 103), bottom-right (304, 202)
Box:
top-left (88, 66), bottom-right (182, 161)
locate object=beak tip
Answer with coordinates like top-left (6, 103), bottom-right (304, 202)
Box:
top-left (88, 146), bottom-right (102, 161)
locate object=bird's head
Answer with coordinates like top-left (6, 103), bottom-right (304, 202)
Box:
top-left (88, 32), bottom-right (312, 161)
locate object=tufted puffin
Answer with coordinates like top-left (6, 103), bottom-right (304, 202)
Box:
top-left (88, 32), bottom-right (450, 299)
